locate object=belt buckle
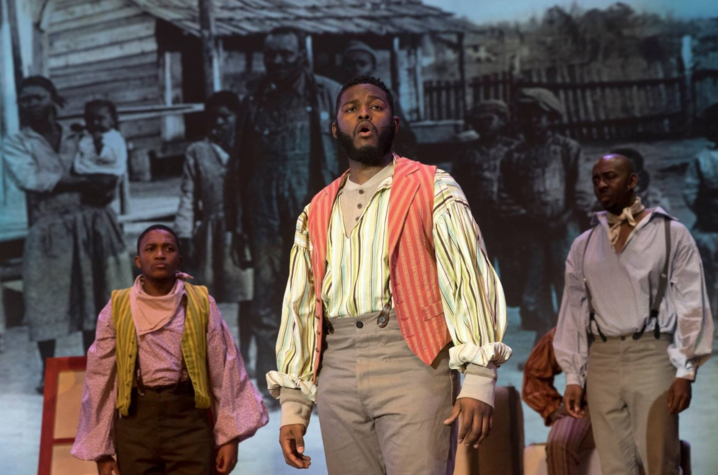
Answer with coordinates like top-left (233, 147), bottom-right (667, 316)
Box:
top-left (376, 304), bottom-right (391, 328)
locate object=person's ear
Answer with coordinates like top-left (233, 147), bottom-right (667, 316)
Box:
top-left (628, 173), bottom-right (638, 190)
top-left (134, 255), bottom-right (141, 269)
top-left (331, 121), bottom-right (338, 139)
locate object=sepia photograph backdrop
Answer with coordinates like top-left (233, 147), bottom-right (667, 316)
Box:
top-left (1, 0), bottom-right (717, 473)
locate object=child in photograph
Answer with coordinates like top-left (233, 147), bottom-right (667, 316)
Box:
top-left (74, 99), bottom-right (127, 177)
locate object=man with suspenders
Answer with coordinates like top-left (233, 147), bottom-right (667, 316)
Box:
top-left (554, 154), bottom-right (713, 474)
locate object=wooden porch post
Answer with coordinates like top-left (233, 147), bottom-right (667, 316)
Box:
top-left (305, 34), bottom-right (314, 73)
top-left (457, 32), bottom-right (466, 117)
top-left (199, 0), bottom-right (219, 96)
top-left (390, 35), bottom-right (400, 98)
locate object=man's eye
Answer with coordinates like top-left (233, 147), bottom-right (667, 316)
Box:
top-left (371, 105), bottom-right (383, 110)
top-left (345, 107), bottom-right (357, 112)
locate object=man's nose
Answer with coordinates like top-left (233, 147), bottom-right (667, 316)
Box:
top-left (358, 107), bottom-right (371, 120)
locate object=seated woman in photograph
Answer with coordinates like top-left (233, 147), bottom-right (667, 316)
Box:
top-left (72, 224), bottom-right (268, 475)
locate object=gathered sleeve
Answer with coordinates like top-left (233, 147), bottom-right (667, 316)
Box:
top-left (266, 205), bottom-right (319, 426)
top-left (206, 297), bottom-right (268, 446)
top-left (522, 328), bottom-right (563, 425)
top-left (667, 225), bottom-right (714, 380)
top-left (554, 237), bottom-right (591, 388)
top-left (2, 132), bottom-right (63, 193)
top-left (71, 301), bottom-right (118, 461)
top-left (432, 171), bottom-right (512, 407)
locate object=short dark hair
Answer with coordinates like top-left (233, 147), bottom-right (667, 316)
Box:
top-left (336, 76), bottom-right (394, 115)
top-left (204, 90), bottom-right (241, 116)
top-left (84, 99), bottom-right (119, 128)
top-left (136, 224), bottom-right (180, 255)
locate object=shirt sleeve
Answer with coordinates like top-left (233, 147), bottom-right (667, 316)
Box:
top-left (553, 238), bottom-right (591, 388)
top-left (266, 205), bottom-right (319, 408)
top-left (71, 301), bottom-right (118, 461)
top-left (174, 145), bottom-right (198, 238)
top-left (2, 132), bottom-right (62, 193)
top-left (432, 171), bottom-right (512, 407)
top-left (206, 297), bottom-right (268, 446)
top-left (667, 225), bottom-right (714, 380)
top-left (521, 328), bottom-right (563, 425)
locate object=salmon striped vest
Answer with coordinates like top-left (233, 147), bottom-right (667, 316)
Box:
top-left (307, 157), bottom-right (451, 381)
top-left (111, 282), bottom-right (212, 416)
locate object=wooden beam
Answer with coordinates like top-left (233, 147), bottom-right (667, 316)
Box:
top-left (457, 32), bottom-right (466, 116)
top-left (198, 0), bottom-right (218, 96)
top-left (390, 35), bottom-right (400, 97)
top-left (305, 34), bottom-right (313, 73)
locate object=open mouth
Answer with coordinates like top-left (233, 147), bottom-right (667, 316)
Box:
top-left (356, 123), bottom-right (374, 138)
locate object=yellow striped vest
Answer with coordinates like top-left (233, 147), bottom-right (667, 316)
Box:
top-left (111, 282), bottom-right (211, 416)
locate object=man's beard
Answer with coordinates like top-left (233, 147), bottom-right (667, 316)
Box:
top-left (336, 123), bottom-right (395, 165)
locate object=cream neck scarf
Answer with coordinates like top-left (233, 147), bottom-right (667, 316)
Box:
top-left (606, 197), bottom-right (645, 246)
top-left (129, 275), bottom-right (185, 335)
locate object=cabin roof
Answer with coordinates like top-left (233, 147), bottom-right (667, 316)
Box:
top-left (130, 0), bottom-right (468, 36)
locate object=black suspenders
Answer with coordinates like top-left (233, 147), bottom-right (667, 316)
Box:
top-left (582, 217), bottom-right (671, 342)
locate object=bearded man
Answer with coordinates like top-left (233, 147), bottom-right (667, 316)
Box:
top-left (266, 76), bottom-right (512, 474)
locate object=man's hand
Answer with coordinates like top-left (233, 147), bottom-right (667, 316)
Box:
top-left (230, 232), bottom-right (253, 269)
top-left (96, 456), bottom-right (120, 475)
top-left (443, 397), bottom-right (493, 449)
top-left (563, 384), bottom-right (585, 418)
top-left (279, 424), bottom-right (311, 469)
top-left (216, 439), bottom-right (239, 474)
top-left (668, 378), bottom-right (692, 414)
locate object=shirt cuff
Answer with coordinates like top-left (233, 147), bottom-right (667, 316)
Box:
top-left (279, 388), bottom-right (314, 428)
top-left (565, 372), bottom-right (585, 388)
top-left (266, 370), bottom-right (317, 402)
top-left (448, 341), bottom-right (513, 370)
top-left (676, 368), bottom-right (696, 381)
top-left (457, 364), bottom-right (497, 407)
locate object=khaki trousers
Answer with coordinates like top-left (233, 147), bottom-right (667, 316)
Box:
top-left (586, 334), bottom-right (680, 475)
top-left (316, 311), bottom-right (458, 475)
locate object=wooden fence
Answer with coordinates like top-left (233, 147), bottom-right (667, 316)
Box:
top-left (423, 65), bottom-right (717, 141)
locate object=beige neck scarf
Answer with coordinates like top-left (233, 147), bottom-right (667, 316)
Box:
top-left (606, 197), bottom-right (645, 246)
top-left (129, 275), bottom-right (185, 335)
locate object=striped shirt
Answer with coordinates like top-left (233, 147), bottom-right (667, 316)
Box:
top-left (268, 161), bottom-right (511, 401)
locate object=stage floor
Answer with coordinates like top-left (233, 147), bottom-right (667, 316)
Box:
top-left (1, 304), bottom-right (716, 474)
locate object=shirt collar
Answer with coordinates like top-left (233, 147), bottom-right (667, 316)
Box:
top-left (592, 206), bottom-right (677, 229)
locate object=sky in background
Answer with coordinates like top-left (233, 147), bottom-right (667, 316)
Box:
top-left (423, 0), bottom-right (718, 24)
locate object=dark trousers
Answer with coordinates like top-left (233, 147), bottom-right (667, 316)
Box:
top-left (519, 220), bottom-right (578, 337)
top-left (115, 386), bottom-right (214, 475)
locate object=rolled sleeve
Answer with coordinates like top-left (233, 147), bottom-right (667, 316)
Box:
top-left (206, 298), bottom-right (268, 446)
top-left (554, 238), bottom-right (590, 388)
top-left (71, 301), bottom-right (118, 461)
top-left (268, 205), bottom-right (320, 403)
top-left (432, 171), bottom-right (512, 406)
top-left (667, 227), bottom-right (714, 380)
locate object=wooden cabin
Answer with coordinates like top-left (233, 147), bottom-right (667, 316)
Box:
top-left (40, 0), bottom-right (468, 180)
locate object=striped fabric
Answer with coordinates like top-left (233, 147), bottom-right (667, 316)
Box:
top-left (269, 156), bottom-right (510, 401)
top-left (112, 282), bottom-right (212, 415)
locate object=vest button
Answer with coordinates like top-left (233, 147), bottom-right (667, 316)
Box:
top-left (356, 321), bottom-right (363, 329)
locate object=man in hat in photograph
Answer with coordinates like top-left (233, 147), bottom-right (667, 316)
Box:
top-left (453, 100), bottom-right (520, 301)
top-left (225, 27), bottom-right (342, 409)
top-left (498, 88), bottom-right (593, 347)
top-left (341, 40), bottom-right (417, 158)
